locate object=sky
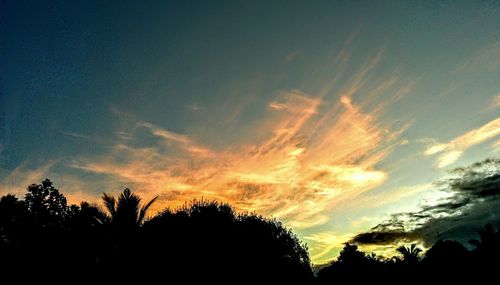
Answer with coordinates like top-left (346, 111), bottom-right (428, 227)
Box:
top-left (1, 0), bottom-right (499, 264)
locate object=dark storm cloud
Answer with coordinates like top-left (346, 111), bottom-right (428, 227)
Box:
top-left (351, 158), bottom-right (500, 246)
top-left (351, 230), bottom-right (418, 245)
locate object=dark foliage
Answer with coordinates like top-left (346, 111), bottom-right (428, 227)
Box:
top-left (141, 200), bottom-right (312, 282)
top-left (318, 225), bottom-right (500, 283)
top-left (1, 178), bottom-right (500, 283)
top-left (0, 180), bottom-right (312, 282)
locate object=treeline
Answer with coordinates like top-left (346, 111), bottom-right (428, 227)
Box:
top-left (317, 231), bottom-right (499, 283)
top-left (0, 179), bottom-right (312, 282)
top-left (0, 179), bottom-right (499, 282)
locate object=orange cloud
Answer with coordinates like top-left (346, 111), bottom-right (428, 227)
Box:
top-left (72, 84), bottom-right (406, 230)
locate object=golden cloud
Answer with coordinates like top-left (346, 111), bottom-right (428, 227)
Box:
top-left (71, 83), bottom-right (407, 231)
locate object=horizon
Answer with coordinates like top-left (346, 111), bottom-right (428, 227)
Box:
top-left (1, 0), bottom-right (499, 264)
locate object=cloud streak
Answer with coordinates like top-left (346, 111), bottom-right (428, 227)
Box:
top-left (0, 161), bottom-right (55, 195)
top-left (424, 118), bottom-right (500, 168)
top-left (456, 42), bottom-right (500, 73)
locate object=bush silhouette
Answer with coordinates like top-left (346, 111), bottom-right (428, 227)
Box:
top-left (141, 199), bottom-right (312, 282)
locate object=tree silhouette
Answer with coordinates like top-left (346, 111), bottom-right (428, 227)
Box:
top-left (69, 201), bottom-right (109, 227)
top-left (336, 243), bottom-right (366, 265)
top-left (422, 239), bottom-right (469, 279)
top-left (97, 188), bottom-right (159, 274)
top-left (396, 243), bottom-right (422, 264)
top-left (317, 243), bottom-right (382, 283)
top-left (0, 194), bottom-right (25, 225)
top-left (24, 178), bottom-right (68, 223)
top-left (468, 223), bottom-right (500, 275)
top-left (102, 188), bottom-right (158, 228)
top-left (141, 199), bottom-right (313, 283)
top-left (469, 223), bottom-right (497, 250)
top-left (424, 240), bottom-right (468, 262)
top-left (0, 194), bottom-right (26, 246)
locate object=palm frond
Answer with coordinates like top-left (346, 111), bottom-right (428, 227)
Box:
top-left (138, 196), bottom-right (158, 224)
top-left (101, 193), bottom-right (116, 217)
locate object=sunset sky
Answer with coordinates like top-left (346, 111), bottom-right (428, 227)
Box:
top-left (1, 1), bottom-right (499, 263)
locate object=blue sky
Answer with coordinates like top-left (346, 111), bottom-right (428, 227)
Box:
top-left (1, 0), bottom-right (499, 263)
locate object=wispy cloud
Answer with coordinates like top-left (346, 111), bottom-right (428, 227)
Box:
top-left (0, 161), bottom-right (98, 205)
top-left (62, 131), bottom-right (92, 140)
top-left (71, 66), bottom-right (412, 230)
top-left (186, 103), bottom-right (201, 112)
top-left (352, 183), bottom-right (433, 211)
top-left (455, 42), bottom-right (500, 73)
top-left (493, 94), bottom-right (500, 108)
top-left (285, 50), bottom-right (301, 63)
top-left (492, 139), bottom-right (500, 152)
top-left (0, 161), bottom-right (55, 195)
top-left (140, 122), bottom-right (191, 144)
top-left (424, 118), bottom-right (500, 168)
top-left (303, 231), bottom-right (354, 264)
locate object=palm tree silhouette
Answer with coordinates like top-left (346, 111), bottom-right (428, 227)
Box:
top-left (77, 201), bottom-right (109, 226)
top-left (102, 188), bottom-right (158, 228)
top-left (396, 243), bottom-right (422, 263)
top-left (469, 224), bottom-right (496, 250)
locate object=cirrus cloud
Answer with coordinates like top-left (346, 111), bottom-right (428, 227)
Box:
top-left (71, 84), bottom-right (407, 230)
top-left (424, 117), bottom-right (500, 168)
